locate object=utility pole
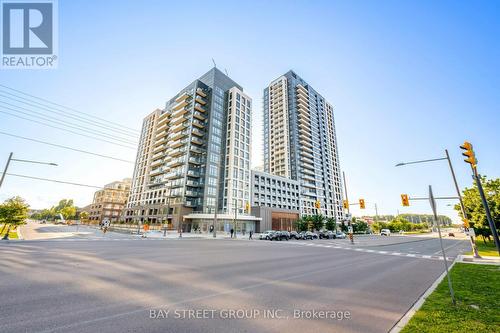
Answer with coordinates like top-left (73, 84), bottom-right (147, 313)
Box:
top-left (374, 203), bottom-right (379, 222)
top-left (0, 152), bottom-right (13, 189)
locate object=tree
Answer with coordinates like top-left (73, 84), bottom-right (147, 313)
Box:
top-left (60, 206), bottom-right (76, 220)
top-left (455, 176), bottom-right (500, 243)
top-left (80, 211), bottom-right (89, 224)
top-left (353, 220), bottom-right (369, 233)
top-left (311, 214), bottom-right (325, 231)
top-left (294, 217), bottom-right (309, 232)
top-left (0, 196), bottom-right (29, 239)
top-left (325, 218), bottom-right (336, 231)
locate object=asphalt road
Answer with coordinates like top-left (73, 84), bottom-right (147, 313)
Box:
top-left (0, 230), bottom-right (469, 333)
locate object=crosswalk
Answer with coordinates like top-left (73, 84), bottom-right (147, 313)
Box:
top-left (260, 240), bottom-right (455, 261)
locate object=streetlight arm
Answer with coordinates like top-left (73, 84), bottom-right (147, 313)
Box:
top-left (11, 158), bottom-right (58, 166)
top-left (395, 157), bottom-right (447, 167)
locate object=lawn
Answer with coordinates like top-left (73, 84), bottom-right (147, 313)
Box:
top-left (466, 237), bottom-right (499, 257)
top-left (401, 263), bottom-right (500, 333)
top-left (0, 224), bottom-right (18, 239)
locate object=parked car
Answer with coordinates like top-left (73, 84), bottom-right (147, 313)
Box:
top-left (319, 230), bottom-right (335, 239)
top-left (335, 231), bottom-right (346, 239)
top-left (303, 231), bottom-right (318, 240)
top-left (280, 231), bottom-right (290, 240)
top-left (380, 229), bottom-right (391, 236)
top-left (289, 231), bottom-right (302, 240)
top-left (259, 230), bottom-right (275, 240)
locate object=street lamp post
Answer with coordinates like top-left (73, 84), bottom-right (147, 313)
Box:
top-left (396, 149), bottom-right (480, 258)
top-left (1, 152), bottom-right (58, 189)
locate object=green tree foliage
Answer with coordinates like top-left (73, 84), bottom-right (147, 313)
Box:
top-left (372, 218), bottom-right (428, 233)
top-left (0, 196), bottom-right (29, 239)
top-left (294, 217), bottom-right (309, 232)
top-left (325, 218), bottom-right (336, 231)
top-left (455, 176), bottom-right (500, 243)
top-left (30, 199), bottom-right (77, 221)
top-left (353, 220), bottom-right (369, 233)
top-left (310, 214), bottom-right (325, 231)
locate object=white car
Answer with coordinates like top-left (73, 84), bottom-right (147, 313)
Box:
top-left (380, 229), bottom-right (391, 236)
top-left (259, 230), bottom-right (274, 240)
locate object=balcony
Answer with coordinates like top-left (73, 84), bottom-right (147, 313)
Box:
top-left (187, 170), bottom-right (200, 177)
top-left (155, 129), bottom-right (168, 140)
top-left (167, 157), bottom-right (186, 168)
top-left (170, 138), bottom-right (189, 149)
top-left (171, 106), bottom-right (189, 119)
top-left (171, 121), bottom-right (188, 133)
top-left (186, 180), bottom-right (201, 187)
top-left (193, 111), bottom-right (206, 121)
top-left (192, 119), bottom-right (205, 128)
top-left (170, 147), bottom-right (187, 157)
top-left (153, 144), bottom-right (167, 153)
top-left (190, 145), bottom-right (204, 154)
top-left (154, 136), bottom-right (168, 147)
top-left (185, 190), bottom-right (200, 197)
top-left (166, 172), bottom-right (184, 180)
top-left (175, 92), bottom-right (190, 103)
top-left (191, 128), bottom-right (204, 137)
top-left (195, 96), bottom-right (206, 105)
top-left (191, 136), bottom-right (203, 146)
top-left (194, 103), bottom-right (206, 113)
top-left (171, 129), bottom-right (189, 141)
top-left (196, 88), bottom-right (207, 98)
top-left (173, 100), bottom-right (189, 112)
top-left (171, 114), bottom-right (190, 126)
top-left (188, 156), bottom-right (203, 165)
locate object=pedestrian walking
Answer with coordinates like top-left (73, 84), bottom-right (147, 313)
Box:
top-left (249, 230), bottom-right (253, 240)
top-left (230, 228), bottom-right (234, 238)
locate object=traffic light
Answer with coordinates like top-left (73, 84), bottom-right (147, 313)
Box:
top-left (343, 200), bottom-right (349, 209)
top-left (463, 218), bottom-right (470, 229)
top-left (460, 141), bottom-right (477, 168)
top-left (315, 200), bottom-right (321, 209)
top-left (401, 194), bottom-right (410, 207)
top-left (245, 201), bottom-right (250, 213)
top-left (359, 199), bottom-right (365, 209)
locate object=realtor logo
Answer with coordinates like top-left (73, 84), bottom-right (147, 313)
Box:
top-left (1, 0), bottom-right (58, 68)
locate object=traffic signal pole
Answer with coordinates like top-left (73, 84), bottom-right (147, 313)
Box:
top-left (445, 149), bottom-right (480, 258)
top-left (343, 171), bottom-right (354, 244)
top-left (473, 170), bottom-right (500, 255)
top-left (460, 142), bottom-right (500, 256)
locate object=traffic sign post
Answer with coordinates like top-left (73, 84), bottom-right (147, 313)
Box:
top-left (429, 185), bottom-right (456, 305)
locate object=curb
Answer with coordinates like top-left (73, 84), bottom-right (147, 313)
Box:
top-left (389, 256), bottom-right (459, 333)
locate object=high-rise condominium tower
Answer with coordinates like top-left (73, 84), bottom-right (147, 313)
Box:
top-left (263, 70), bottom-right (344, 220)
top-left (125, 68), bottom-right (255, 231)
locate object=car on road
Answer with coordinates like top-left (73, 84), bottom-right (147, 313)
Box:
top-left (335, 231), bottom-right (346, 239)
top-left (259, 230), bottom-right (274, 240)
top-left (380, 229), bottom-right (391, 236)
top-left (289, 231), bottom-right (302, 240)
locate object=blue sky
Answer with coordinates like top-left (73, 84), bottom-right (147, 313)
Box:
top-left (1, 0), bottom-right (498, 222)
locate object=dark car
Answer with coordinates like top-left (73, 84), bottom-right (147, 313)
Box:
top-left (302, 231), bottom-right (318, 240)
top-left (289, 231), bottom-right (302, 240)
top-left (320, 230), bottom-right (335, 239)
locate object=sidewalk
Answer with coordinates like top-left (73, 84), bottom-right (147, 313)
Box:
top-left (458, 254), bottom-right (500, 265)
